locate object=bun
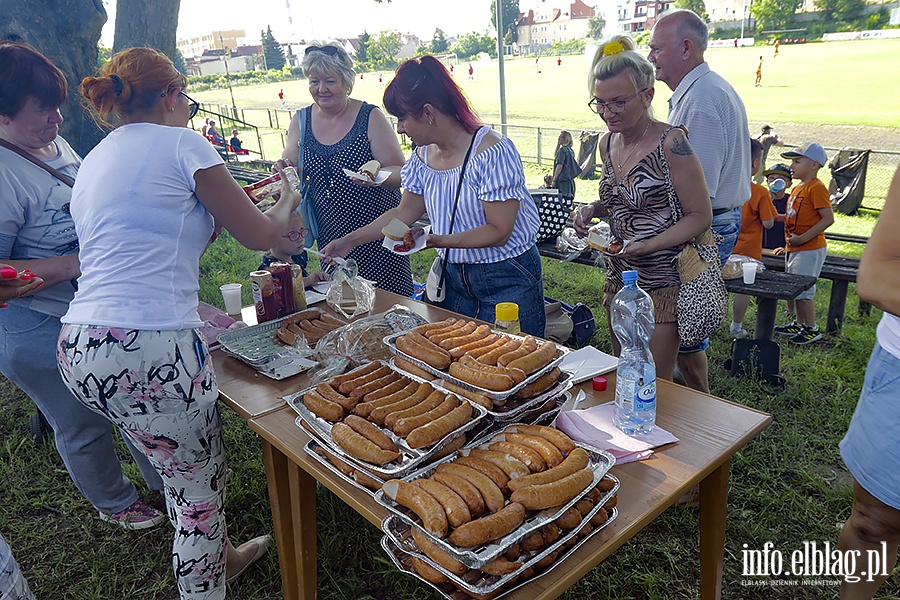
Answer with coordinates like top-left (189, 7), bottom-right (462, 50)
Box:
top-left (606, 240), bottom-right (623, 254)
top-left (381, 218), bottom-right (409, 241)
top-left (359, 160), bottom-right (381, 181)
top-left (586, 223), bottom-right (610, 252)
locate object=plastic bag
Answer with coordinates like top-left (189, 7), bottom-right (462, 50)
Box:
top-left (722, 254), bottom-right (764, 280)
top-left (325, 259), bottom-right (375, 319)
top-left (308, 304), bottom-right (428, 384)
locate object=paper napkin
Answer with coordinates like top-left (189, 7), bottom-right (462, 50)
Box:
top-left (555, 402), bottom-right (679, 464)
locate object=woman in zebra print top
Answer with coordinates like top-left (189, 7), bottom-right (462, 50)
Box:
top-left (574, 35), bottom-right (712, 380)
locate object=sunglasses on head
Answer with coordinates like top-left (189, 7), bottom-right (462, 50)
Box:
top-left (305, 45), bottom-right (339, 56)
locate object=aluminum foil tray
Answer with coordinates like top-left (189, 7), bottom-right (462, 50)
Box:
top-left (380, 506), bottom-right (619, 599)
top-left (304, 438), bottom-right (384, 497)
top-left (383, 330), bottom-right (570, 403)
top-left (285, 363), bottom-right (488, 479)
top-left (372, 440), bottom-right (616, 568)
top-left (383, 475), bottom-right (618, 595)
top-left (217, 307), bottom-right (325, 365)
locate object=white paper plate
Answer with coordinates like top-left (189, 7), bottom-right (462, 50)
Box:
top-left (559, 346), bottom-right (618, 384)
top-left (304, 289), bottom-right (327, 305)
top-left (342, 167), bottom-right (390, 185)
top-left (382, 225), bottom-right (430, 256)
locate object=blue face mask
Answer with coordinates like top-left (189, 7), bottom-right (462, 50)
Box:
top-left (768, 179), bottom-right (787, 194)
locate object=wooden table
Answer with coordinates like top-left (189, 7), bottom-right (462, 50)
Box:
top-left (217, 293), bottom-right (772, 600)
top-left (724, 270), bottom-right (817, 341)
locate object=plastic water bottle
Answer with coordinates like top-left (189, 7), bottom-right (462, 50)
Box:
top-left (611, 270), bottom-right (657, 434)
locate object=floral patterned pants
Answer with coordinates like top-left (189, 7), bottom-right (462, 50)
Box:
top-left (58, 325), bottom-right (228, 600)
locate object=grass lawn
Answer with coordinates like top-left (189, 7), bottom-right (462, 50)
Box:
top-left (2, 37), bottom-right (900, 600)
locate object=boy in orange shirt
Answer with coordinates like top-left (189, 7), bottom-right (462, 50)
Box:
top-left (773, 143), bottom-right (835, 344)
top-left (730, 139), bottom-right (778, 338)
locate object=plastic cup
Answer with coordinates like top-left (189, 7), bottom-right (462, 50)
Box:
top-left (220, 283), bottom-right (243, 315)
top-left (742, 262), bottom-right (757, 284)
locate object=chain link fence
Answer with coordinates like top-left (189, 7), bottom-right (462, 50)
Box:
top-left (195, 102), bottom-right (900, 212)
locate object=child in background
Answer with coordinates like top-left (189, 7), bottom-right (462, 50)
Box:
top-left (730, 139), bottom-right (778, 338)
top-left (774, 143), bottom-right (835, 344)
top-left (258, 211), bottom-right (330, 288)
top-left (761, 163), bottom-right (792, 250)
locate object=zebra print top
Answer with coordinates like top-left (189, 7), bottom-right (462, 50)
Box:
top-left (599, 127), bottom-right (681, 291)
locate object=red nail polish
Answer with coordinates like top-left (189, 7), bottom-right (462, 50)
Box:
top-left (21, 273), bottom-right (36, 280)
top-left (22, 269), bottom-right (33, 274)
top-left (0, 267), bottom-right (17, 279)
top-left (0, 303), bottom-right (7, 309)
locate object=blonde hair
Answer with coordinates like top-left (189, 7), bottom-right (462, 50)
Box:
top-left (558, 130), bottom-right (574, 147)
top-left (588, 35), bottom-right (655, 100)
top-left (82, 47), bottom-right (186, 128)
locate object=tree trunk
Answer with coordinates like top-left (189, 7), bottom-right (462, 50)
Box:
top-left (0, 0), bottom-right (107, 156)
top-left (113, 0), bottom-right (181, 59)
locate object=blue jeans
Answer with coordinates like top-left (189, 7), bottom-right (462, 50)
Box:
top-left (679, 207), bottom-right (742, 353)
top-left (0, 304), bottom-right (162, 514)
top-left (438, 246), bottom-right (546, 337)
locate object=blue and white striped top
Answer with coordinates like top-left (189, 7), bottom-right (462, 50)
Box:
top-left (402, 127), bottom-right (539, 264)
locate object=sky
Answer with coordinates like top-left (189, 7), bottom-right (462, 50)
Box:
top-left (101, 0), bottom-right (503, 47)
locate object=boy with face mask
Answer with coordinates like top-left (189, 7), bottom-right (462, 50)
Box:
top-left (762, 163), bottom-right (792, 250)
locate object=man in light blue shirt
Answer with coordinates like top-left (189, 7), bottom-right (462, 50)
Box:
top-left (649, 9), bottom-right (751, 393)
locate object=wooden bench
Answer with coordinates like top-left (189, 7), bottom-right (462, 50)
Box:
top-left (759, 250), bottom-right (867, 333)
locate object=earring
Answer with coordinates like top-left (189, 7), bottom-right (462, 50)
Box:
top-left (169, 107), bottom-right (175, 112)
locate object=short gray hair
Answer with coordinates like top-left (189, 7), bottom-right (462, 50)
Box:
top-left (301, 41), bottom-right (355, 93)
top-left (658, 9), bottom-right (709, 52)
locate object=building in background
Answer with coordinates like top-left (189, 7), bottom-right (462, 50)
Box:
top-left (178, 30), bottom-right (246, 60)
top-left (515, 0), bottom-right (596, 54)
top-left (615, 0), bottom-right (674, 34)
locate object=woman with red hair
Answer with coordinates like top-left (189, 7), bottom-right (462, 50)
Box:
top-left (322, 56), bottom-right (546, 335)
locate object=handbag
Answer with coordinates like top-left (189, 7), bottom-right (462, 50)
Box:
top-left (295, 107), bottom-right (318, 248)
top-left (425, 130), bottom-right (478, 303)
top-left (532, 189), bottom-right (573, 243)
top-left (660, 128), bottom-right (728, 346)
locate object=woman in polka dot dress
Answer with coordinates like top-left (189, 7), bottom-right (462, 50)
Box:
top-left (279, 41), bottom-right (413, 296)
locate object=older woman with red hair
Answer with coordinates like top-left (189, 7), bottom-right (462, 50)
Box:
top-left (322, 55), bottom-right (546, 335)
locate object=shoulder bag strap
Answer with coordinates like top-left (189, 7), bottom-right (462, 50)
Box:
top-left (0, 138), bottom-right (75, 187)
top-left (435, 127), bottom-right (480, 294)
top-left (295, 107), bottom-right (307, 189)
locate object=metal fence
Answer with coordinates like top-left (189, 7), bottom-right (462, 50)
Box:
top-left (198, 102), bottom-right (900, 210)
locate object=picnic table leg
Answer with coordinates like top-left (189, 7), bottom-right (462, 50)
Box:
top-left (699, 458), bottom-right (730, 600)
top-left (261, 440), bottom-right (317, 600)
top-left (828, 280), bottom-right (849, 333)
top-left (754, 297), bottom-right (777, 342)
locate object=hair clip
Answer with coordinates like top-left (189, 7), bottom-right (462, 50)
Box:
top-left (110, 74), bottom-right (124, 96)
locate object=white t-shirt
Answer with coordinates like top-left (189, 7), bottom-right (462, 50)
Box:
top-left (877, 312), bottom-right (900, 360)
top-left (63, 123), bottom-right (222, 329)
top-left (0, 137), bottom-right (81, 317)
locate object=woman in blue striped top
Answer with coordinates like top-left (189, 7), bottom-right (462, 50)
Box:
top-left (321, 56), bottom-right (545, 336)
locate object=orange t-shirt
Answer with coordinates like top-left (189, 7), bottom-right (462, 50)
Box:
top-left (732, 183), bottom-right (778, 260)
top-left (785, 178), bottom-right (830, 252)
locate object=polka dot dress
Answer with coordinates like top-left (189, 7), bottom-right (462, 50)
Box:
top-left (303, 102), bottom-right (413, 297)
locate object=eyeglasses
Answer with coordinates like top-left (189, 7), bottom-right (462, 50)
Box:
top-left (305, 45), bottom-right (339, 56)
top-left (283, 228), bottom-right (311, 242)
top-left (180, 91), bottom-right (200, 119)
top-left (588, 88), bottom-right (648, 115)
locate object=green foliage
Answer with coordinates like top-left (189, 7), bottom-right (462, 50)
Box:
top-left (173, 48), bottom-right (187, 76)
top-left (587, 13), bottom-right (607, 40)
top-left (97, 46), bottom-right (111, 69)
top-left (675, 0), bottom-right (709, 21)
top-left (633, 30), bottom-right (652, 46)
top-left (187, 68), bottom-right (298, 93)
top-left (357, 31), bottom-right (371, 65)
top-left (364, 30), bottom-right (402, 71)
top-left (451, 31), bottom-right (498, 59)
top-left (751, 0), bottom-right (802, 32)
top-left (865, 8), bottom-right (889, 29)
top-left (491, 0), bottom-right (520, 43)
top-left (815, 0), bottom-right (865, 24)
top-left (431, 29), bottom-right (449, 53)
top-left (548, 39), bottom-right (585, 55)
top-left (261, 25), bottom-right (286, 71)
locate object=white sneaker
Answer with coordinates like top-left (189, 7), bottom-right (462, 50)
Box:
top-left (730, 324), bottom-right (748, 338)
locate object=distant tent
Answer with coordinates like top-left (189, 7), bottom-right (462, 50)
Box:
top-left (829, 149), bottom-right (870, 215)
